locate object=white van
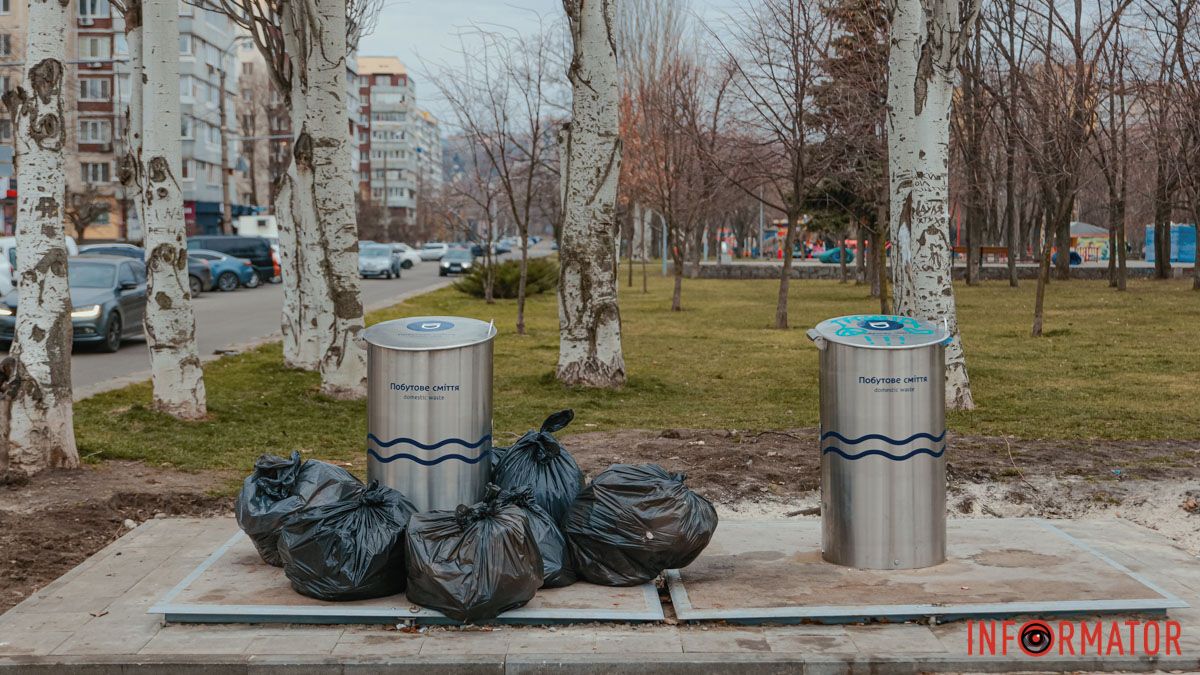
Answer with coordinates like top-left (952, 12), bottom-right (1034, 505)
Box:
top-left (0, 236), bottom-right (80, 296)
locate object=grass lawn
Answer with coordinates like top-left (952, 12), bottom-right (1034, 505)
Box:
top-left (73, 274), bottom-right (1200, 473)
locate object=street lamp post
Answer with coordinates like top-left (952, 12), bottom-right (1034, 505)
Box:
top-left (219, 36), bottom-right (251, 235)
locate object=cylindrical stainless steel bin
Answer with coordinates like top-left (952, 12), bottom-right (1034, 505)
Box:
top-left (807, 315), bottom-right (949, 569)
top-left (363, 316), bottom-right (496, 512)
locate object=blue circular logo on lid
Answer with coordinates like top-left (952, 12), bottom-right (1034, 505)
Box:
top-left (406, 320), bottom-right (455, 333)
top-left (860, 319), bottom-right (904, 332)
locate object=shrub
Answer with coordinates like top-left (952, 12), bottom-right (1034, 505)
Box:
top-left (454, 257), bottom-right (559, 299)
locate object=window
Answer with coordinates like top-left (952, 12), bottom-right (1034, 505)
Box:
top-left (179, 75), bottom-right (194, 100)
top-left (79, 36), bottom-right (111, 60)
top-left (79, 0), bottom-right (110, 18)
top-left (113, 34), bottom-right (127, 57)
top-left (117, 74), bottom-right (130, 101)
top-left (79, 78), bottom-right (111, 101)
top-left (179, 34), bottom-right (192, 55)
top-left (242, 61), bottom-right (253, 76)
top-left (205, 163), bottom-right (220, 185)
top-left (178, 0), bottom-right (192, 16)
top-left (0, 76), bottom-right (10, 94)
top-left (79, 119), bottom-right (112, 143)
top-left (82, 162), bottom-right (111, 183)
top-left (0, 34), bottom-right (11, 57)
top-left (180, 159), bottom-right (193, 180)
top-left (180, 116), bottom-right (193, 139)
top-left (207, 123), bottom-right (219, 146)
top-left (0, 0), bottom-right (9, 15)
top-left (118, 263), bottom-right (136, 287)
top-left (0, 119), bottom-right (10, 142)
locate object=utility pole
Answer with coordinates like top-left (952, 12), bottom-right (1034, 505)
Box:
top-left (219, 66), bottom-right (233, 234)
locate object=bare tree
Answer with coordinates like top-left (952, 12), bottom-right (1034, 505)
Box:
top-left (1157, 0), bottom-right (1200, 289)
top-left (65, 185), bottom-right (112, 241)
top-left (708, 0), bottom-right (833, 329)
top-left (209, 0), bottom-right (380, 397)
top-left (1, 0), bottom-right (77, 473)
top-left (558, 0), bottom-right (626, 388)
top-left (1090, 0), bottom-right (1132, 291)
top-left (432, 24), bottom-right (561, 334)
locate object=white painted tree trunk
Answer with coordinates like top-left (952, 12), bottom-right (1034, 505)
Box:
top-left (284, 0), bottom-right (365, 398)
top-left (886, 0), bottom-right (976, 410)
top-left (276, 5), bottom-right (321, 372)
top-left (557, 0), bottom-right (626, 388)
top-left (0, 0), bottom-right (77, 473)
top-left (138, 0), bottom-right (206, 418)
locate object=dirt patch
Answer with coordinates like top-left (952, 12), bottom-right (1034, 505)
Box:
top-left (0, 461), bottom-right (234, 613)
top-left (563, 427), bottom-right (1200, 502)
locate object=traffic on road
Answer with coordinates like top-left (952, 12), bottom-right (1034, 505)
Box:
top-left (0, 236), bottom-right (539, 393)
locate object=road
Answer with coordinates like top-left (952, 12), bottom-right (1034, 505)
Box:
top-left (67, 252), bottom-right (519, 398)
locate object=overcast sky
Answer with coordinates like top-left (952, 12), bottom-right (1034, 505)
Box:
top-left (358, 0), bottom-right (740, 124)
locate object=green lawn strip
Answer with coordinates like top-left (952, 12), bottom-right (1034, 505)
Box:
top-left (73, 276), bottom-right (1200, 474)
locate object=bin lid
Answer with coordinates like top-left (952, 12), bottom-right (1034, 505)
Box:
top-left (362, 316), bottom-right (496, 351)
top-left (811, 314), bottom-right (948, 349)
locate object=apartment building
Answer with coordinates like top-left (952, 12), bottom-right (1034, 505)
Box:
top-left (0, 0), bottom-right (247, 239)
top-left (356, 56), bottom-right (441, 228)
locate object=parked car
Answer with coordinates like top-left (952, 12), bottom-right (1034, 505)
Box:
top-left (78, 243), bottom-right (142, 259)
top-left (439, 248), bottom-right (475, 276)
top-left (493, 240), bottom-right (513, 255)
top-left (0, 235), bottom-right (79, 296)
top-left (187, 235), bottom-right (278, 283)
top-left (819, 247), bottom-right (854, 264)
top-left (359, 244), bottom-right (401, 279)
top-left (419, 242), bottom-right (450, 261)
top-left (77, 243), bottom-right (213, 295)
top-left (188, 248), bottom-right (260, 291)
top-left (389, 243), bottom-right (422, 269)
top-left (0, 256), bottom-right (146, 353)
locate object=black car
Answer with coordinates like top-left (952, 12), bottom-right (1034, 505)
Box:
top-left (187, 235), bottom-right (277, 283)
top-left (0, 256), bottom-right (147, 353)
top-left (75, 243), bottom-right (213, 295)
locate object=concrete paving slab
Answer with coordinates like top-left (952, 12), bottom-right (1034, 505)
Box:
top-left (0, 515), bottom-right (1196, 673)
top-left (667, 518), bottom-right (1187, 623)
top-left (152, 525), bottom-right (664, 625)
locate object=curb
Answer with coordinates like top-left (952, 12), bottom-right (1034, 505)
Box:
top-left (2, 652), bottom-right (1198, 674)
top-left (71, 279), bottom-right (454, 402)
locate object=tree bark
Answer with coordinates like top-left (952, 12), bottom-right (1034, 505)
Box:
top-left (0, 0), bottom-right (78, 474)
top-left (284, 0), bottom-right (366, 398)
top-left (140, 0), bottom-right (206, 418)
top-left (774, 211), bottom-right (799, 329)
top-left (1031, 209), bottom-right (1053, 336)
top-left (886, 0), bottom-right (976, 410)
top-left (854, 222), bottom-right (866, 285)
top-left (557, 0), bottom-right (625, 388)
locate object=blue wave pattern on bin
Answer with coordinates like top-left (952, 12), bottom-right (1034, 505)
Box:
top-left (820, 429), bottom-right (946, 461)
top-left (366, 433), bottom-right (492, 465)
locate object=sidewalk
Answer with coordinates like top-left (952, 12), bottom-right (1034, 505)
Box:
top-left (1, 517), bottom-right (1197, 673)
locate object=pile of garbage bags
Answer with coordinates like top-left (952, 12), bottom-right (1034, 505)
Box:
top-left (235, 410), bottom-right (718, 623)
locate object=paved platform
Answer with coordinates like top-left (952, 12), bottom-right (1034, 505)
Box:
top-left (154, 527), bottom-right (663, 624)
top-left (667, 519), bottom-right (1185, 623)
top-left (1, 517), bottom-right (1198, 673)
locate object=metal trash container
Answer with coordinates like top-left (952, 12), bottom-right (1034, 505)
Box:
top-left (362, 316), bottom-right (496, 512)
top-left (807, 315), bottom-right (950, 569)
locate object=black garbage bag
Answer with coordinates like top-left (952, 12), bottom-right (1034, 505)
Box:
top-left (234, 451), bottom-right (361, 566)
top-left (563, 464), bottom-right (718, 587)
top-left (498, 486), bottom-right (576, 588)
top-left (277, 480), bottom-right (418, 601)
top-left (491, 410), bottom-right (583, 524)
top-left (404, 486), bottom-right (543, 622)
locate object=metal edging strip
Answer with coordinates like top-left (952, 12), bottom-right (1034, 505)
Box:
top-left (149, 529), bottom-right (244, 614)
top-left (1032, 518), bottom-right (1189, 608)
top-left (666, 519), bottom-right (1187, 623)
top-left (151, 529), bottom-right (665, 624)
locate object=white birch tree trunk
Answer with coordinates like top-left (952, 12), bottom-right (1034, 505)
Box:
top-left (886, 0), bottom-right (977, 410)
top-left (557, 0), bottom-right (626, 388)
top-left (276, 5), bottom-right (322, 372)
top-left (0, 0), bottom-right (77, 473)
top-left (285, 0), bottom-right (365, 398)
top-left (138, 0), bottom-right (206, 418)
